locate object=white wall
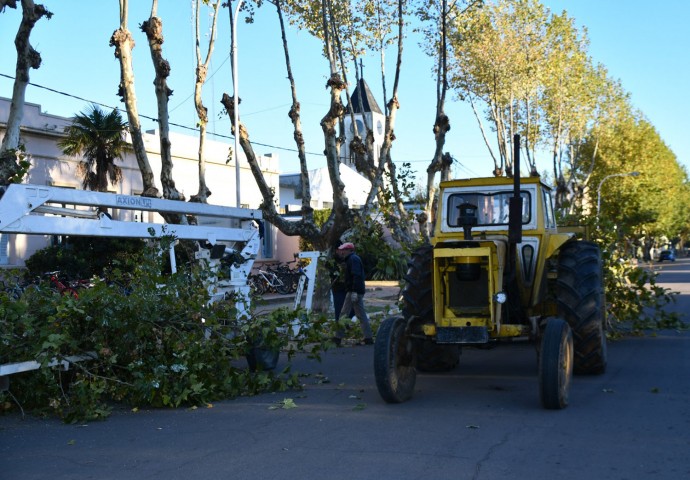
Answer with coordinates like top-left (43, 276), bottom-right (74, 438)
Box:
top-left (0, 97), bottom-right (281, 267)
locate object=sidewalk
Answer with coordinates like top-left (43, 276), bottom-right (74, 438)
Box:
top-left (257, 280), bottom-right (402, 316)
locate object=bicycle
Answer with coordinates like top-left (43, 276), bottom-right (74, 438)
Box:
top-left (0, 279), bottom-right (24, 300)
top-left (264, 258), bottom-right (307, 294)
top-left (248, 268), bottom-right (291, 295)
top-left (44, 271), bottom-right (80, 298)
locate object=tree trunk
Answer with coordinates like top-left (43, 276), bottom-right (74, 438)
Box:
top-left (219, 1), bottom-right (358, 314)
top-left (382, 0), bottom-right (410, 242)
top-left (190, 0), bottom-right (221, 204)
top-left (141, 3), bottom-right (181, 201)
top-left (275, 0), bottom-right (313, 218)
top-left (425, 0), bottom-right (450, 236)
top-left (326, 2), bottom-right (371, 183)
top-left (0, 0), bottom-right (51, 186)
top-left (110, 0), bottom-right (158, 197)
top-left (361, 0), bottom-right (408, 245)
top-left (468, 93), bottom-right (499, 175)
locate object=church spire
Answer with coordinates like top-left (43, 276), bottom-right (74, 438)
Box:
top-left (346, 77), bottom-right (383, 115)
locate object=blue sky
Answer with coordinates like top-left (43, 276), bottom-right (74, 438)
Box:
top-left (1, 0), bottom-right (688, 185)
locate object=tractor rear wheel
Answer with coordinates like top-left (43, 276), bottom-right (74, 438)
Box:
top-left (374, 316), bottom-right (416, 403)
top-left (557, 241), bottom-right (607, 374)
top-left (401, 244), bottom-right (460, 372)
top-left (539, 317), bottom-right (573, 409)
top-left (401, 244), bottom-right (434, 324)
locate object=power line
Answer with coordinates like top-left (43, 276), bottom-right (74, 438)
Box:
top-left (0, 72), bottom-right (327, 156)
top-left (1, 72), bottom-right (481, 172)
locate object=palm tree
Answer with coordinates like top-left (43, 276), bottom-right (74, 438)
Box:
top-left (58, 105), bottom-right (128, 192)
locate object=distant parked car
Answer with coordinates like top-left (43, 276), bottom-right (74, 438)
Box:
top-left (658, 249), bottom-right (676, 262)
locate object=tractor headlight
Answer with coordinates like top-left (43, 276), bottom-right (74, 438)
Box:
top-left (494, 291), bottom-right (507, 304)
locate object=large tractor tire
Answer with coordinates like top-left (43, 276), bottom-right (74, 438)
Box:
top-left (539, 317), bottom-right (573, 409)
top-left (374, 316), bottom-right (417, 403)
top-left (557, 240), bottom-right (607, 375)
top-left (401, 244), bottom-right (460, 372)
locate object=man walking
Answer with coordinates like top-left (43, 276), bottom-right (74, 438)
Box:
top-left (332, 242), bottom-right (374, 346)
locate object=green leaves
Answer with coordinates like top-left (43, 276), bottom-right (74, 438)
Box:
top-left (268, 398), bottom-right (298, 410)
top-left (1, 243), bottom-right (329, 422)
top-left (57, 105), bottom-right (127, 192)
top-left (593, 219), bottom-right (683, 333)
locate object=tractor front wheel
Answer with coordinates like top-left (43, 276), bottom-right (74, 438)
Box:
top-left (539, 317), bottom-right (573, 410)
top-left (374, 316), bottom-right (417, 403)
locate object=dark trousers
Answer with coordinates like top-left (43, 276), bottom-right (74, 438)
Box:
top-left (332, 289), bottom-right (354, 319)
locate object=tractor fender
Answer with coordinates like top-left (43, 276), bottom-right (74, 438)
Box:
top-left (545, 233), bottom-right (575, 259)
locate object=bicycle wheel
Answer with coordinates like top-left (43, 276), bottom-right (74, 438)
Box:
top-left (288, 272), bottom-right (300, 293)
top-left (274, 274), bottom-right (291, 295)
top-left (248, 275), bottom-right (265, 295)
top-left (277, 271), bottom-right (297, 293)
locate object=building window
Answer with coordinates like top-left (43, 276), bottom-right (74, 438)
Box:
top-left (349, 118), bottom-right (365, 134)
top-left (262, 222), bottom-right (273, 259)
top-left (0, 234), bottom-right (8, 265)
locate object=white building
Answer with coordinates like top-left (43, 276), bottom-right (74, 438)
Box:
top-left (276, 164), bottom-right (373, 261)
top-left (2, 85), bottom-right (384, 268)
top-left (279, 164), bottom-right (372, 212)
top-left (0, 97), bottom-right (280, 267)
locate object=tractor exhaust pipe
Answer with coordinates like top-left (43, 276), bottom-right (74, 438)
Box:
top-left (509, 134), bottom-right (523, 245)
top-left (504, 134), bottom-right (525, 323)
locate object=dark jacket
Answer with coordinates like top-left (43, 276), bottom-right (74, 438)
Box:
top-left (330, 256), bottom-right (348, 293)
top-left (344, 252), bottom-right (366, 294)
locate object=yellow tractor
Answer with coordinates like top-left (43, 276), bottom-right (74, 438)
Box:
top-left (374, 146), bottom-right (607, 409)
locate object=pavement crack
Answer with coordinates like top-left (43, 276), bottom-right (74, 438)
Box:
top-left (472, 432), bottom-right (511, 480)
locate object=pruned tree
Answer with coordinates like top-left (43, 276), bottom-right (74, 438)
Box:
top-left (279, 0), bottom-right (412, 242)
top-left (359, 0), bottom-right (410, 243)
top-left (140, 0), bottom-right (183, 201)
top-left (0, 0), bottom-right (52, 186)
top-left (110, 0), bottom-right (159, 197)
top-left (273, 0), bottom-right (314, 218)
top-left (416, 0), bottom-right (480, 237)
top-left (221, 0), bottom-right (349, 249)
top-left (223, 0), bottom-right (410, 241)
top-left (218, 0), bottom-right (411, 310)
top-left (190, 0), bottom-right (222, 204)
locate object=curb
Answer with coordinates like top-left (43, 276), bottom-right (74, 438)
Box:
top-left (258, 281), bottom-right (400, 306)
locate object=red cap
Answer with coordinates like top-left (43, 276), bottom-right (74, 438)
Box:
top-left (337, 242), bottom-right (355, 250)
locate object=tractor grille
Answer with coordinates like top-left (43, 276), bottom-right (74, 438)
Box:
top-left (447, 267), bottom-right (490, 313)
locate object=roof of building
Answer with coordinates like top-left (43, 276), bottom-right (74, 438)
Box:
top-left (345, 78), bottom-right (383, 115)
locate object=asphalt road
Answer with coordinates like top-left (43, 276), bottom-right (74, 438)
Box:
top-left (1, 260), bottom-right (689, 480)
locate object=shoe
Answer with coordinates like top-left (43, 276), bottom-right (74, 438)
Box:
top-left (331, 336), bottom-right (342, 347)
top-left (363, 338), bottom-right (374, 345)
